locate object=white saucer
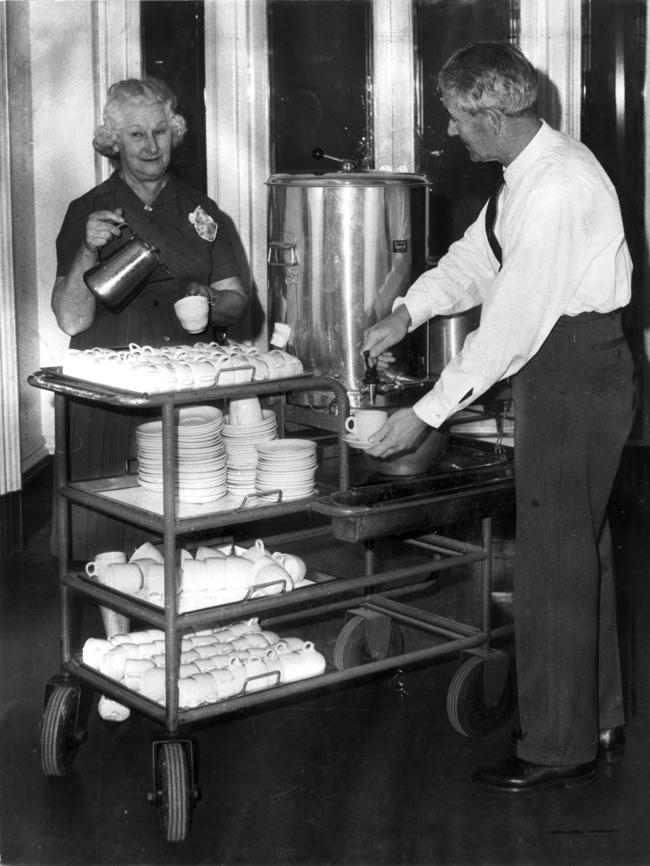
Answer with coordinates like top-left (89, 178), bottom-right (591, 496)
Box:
top-left (341, 434), bottom-right (375, 451)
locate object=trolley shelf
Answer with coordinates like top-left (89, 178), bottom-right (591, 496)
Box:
top-left (62, 537), bottom-right (487, 632)
top-left (29, 367), bottom-right (334, 409)
top-left (59, 474), bottom-right (331, 534)
top-left (63, 606), bottom-right (512, 727)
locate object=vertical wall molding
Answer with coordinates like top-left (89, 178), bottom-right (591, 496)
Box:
top-left (641, 3), bottom-right (650, 444)
top-left (373, 0), bottom-right (416, 171)
top-left (204, 0), bottom-right (270, 344)
top-left (519, 0), bottom-right (583, 136)
top-left (0, 2), bottom-right (23, 496)
top-left (92, 0), bottom-right (142, 184)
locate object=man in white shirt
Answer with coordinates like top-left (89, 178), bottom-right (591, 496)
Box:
top-left (362, 41), bottom-right (635, 792)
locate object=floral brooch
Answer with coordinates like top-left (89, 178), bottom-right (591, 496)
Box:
top-left (188, 205), bottom-right (218, 241)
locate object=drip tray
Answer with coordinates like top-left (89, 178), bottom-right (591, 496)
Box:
top-left (311, 436), bottom-right (514, 542)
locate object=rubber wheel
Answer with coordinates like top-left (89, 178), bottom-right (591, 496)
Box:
top-left (334, 615), bottom-right (404, 671)
top-left (446, 654), bottom-right (517, 738)
top-left (40, 685), bottom-right (81, 776)
top-left (158, 742), bottom-right (192, 843)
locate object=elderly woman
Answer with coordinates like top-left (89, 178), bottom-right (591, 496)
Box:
top-left (52, 78), bottom-right (250, 561)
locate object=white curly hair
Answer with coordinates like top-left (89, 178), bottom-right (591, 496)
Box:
top-left (92, 77), bottom-right (188, 158)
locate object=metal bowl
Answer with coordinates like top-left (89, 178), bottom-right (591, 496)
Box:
top-left (363, 426), bottom-right (449, 476)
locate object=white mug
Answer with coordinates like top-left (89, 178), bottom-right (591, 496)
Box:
top-left (344, 409), bottom-right (388, 442)
top-left (145, 563), bottom-right (172, 595)
top-left (229, 397), bottom-right (264, 426)
top-left (181, 559), bottom-right (211, 593)
top-left (85, 551), bottom-right (127, 581)
top-left (103, 562), bottom-right (144, 595)
top-left (130, 542), bottom-right (164, 564)
top-left (194, 546), bottom-right (226, 561)
top-left (173, 295), bottom-right (209, 334)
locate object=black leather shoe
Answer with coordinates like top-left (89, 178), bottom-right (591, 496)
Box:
top-left (471, 755), bottom-right (597, 792)
top-left (598, 727), bottom-right (625, 763)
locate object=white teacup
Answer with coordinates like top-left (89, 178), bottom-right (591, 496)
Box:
top-left (204, 557), bottom-right (227, 584)
top-left (181, 559), bottom-right (210, 593)
top-left (252, 562), bottom-right (293, 593)
top-left (85, 551), bottom-right (127, 580)
top-left (99, 645), bottom-right (128, 680)
top-left (275, 637), bottom-right (307, 653)
top-left (130, 542), bottom-right (164, 564)
top-left (209, 667), bottom-right (239, 700)
top-left (195, 546), bottom-right (226, 561)
top-left (103, 562), bottom-right (144, 595)
top-left (97, 696), bottom-right (131, 722)
top-left (82, 637), bottom-right (112, 670)
top-left (189, 672), bottom-right (219, 703)
top-left (272, 551), bottom-right (307, 583)
top-left (229, 397), bottom-right (264, 426)
top-left (123, 658), bottom-right (155, 691)
top-left (344, 409), bottom-right (389, 442)
top-left (224, 555), bottom-right (255, 594)
top-left (185, 360), bottom-right (217, 387)
top-left (145, 563), bottom-right (168, 595)
top-left (240, 539), bottom-right (267, 562)
top-left (129, 557), bottom-right (158, 582)
top-left (174, 295), bottom-right (210, 334)
top-left (140, 667), bottom-right (166, 702)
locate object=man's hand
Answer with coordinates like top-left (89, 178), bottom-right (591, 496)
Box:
top-left (361, 305), bottom-right (412, 359)
top-left (363, 406), bottom-right (431, 459)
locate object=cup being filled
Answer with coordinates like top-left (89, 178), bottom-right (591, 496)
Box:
top-left (173, 295), bottom-right (209, 334)
top-left (344, 409), bottom-right (389, 442)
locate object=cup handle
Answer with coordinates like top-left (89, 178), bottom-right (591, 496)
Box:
top-left (85, 562), bottom-right (97, 576)
top-left (344, 417), bottom-right (356, 434)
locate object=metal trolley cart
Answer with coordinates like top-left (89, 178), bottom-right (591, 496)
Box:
top-left (30, 368), bottom-right (515, 842)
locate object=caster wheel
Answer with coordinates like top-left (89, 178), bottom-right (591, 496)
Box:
top-left (40, 684), bottom-right (82, 776)
top-left (446, 654), bottom-right (517, 738)
top-left (157, 742), bottom-right (192, 843)
top-left (334, 614), bottom-right (404, 671)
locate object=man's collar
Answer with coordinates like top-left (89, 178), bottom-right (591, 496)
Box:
top-left (503, 119), bottom-right (554, 186)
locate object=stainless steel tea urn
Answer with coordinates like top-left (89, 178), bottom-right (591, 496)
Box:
top-left (267, 172), bottom-right (429, 400)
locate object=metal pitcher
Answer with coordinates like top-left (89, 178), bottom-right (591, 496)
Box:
top-left (83, 227), bottom-right (169, 311)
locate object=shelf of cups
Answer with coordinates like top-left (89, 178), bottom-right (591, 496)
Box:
top-left (29, 367), bottom-right (337, 408)
top-left (64, 553), bottom-right (447, 641)
top-left (64, 653), bottom-right (340, 725)
top-left (63, 568), bottom-right (334, 632)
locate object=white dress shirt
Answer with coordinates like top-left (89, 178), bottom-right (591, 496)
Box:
top-left (395, 121), bottom-right (632, 429)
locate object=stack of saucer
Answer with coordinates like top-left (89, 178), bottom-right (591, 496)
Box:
top-left (221, 409), bottom-right (278, 497)
top-left (255, 439), bottom-right (318, 502)
top-left (136, 406), bottom-right (227, 504)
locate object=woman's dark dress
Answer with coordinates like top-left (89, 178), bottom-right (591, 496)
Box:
top-left (55, 171), bottom-right (242, 560)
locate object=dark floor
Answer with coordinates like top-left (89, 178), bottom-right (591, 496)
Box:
top-left (2, 460), bottom-right (649, 866)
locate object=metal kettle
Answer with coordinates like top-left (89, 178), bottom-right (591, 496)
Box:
top-left (83, 226), bottom-right (169, 311)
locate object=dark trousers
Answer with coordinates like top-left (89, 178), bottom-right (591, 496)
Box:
top-left (511, 312), bottom-right (635, 766)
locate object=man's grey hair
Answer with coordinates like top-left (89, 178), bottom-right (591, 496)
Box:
top-left (438, 41), bottom-right (538, 116)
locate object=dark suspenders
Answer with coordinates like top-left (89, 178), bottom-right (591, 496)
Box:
top-left (485, 186), bottom-right (503, 270)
